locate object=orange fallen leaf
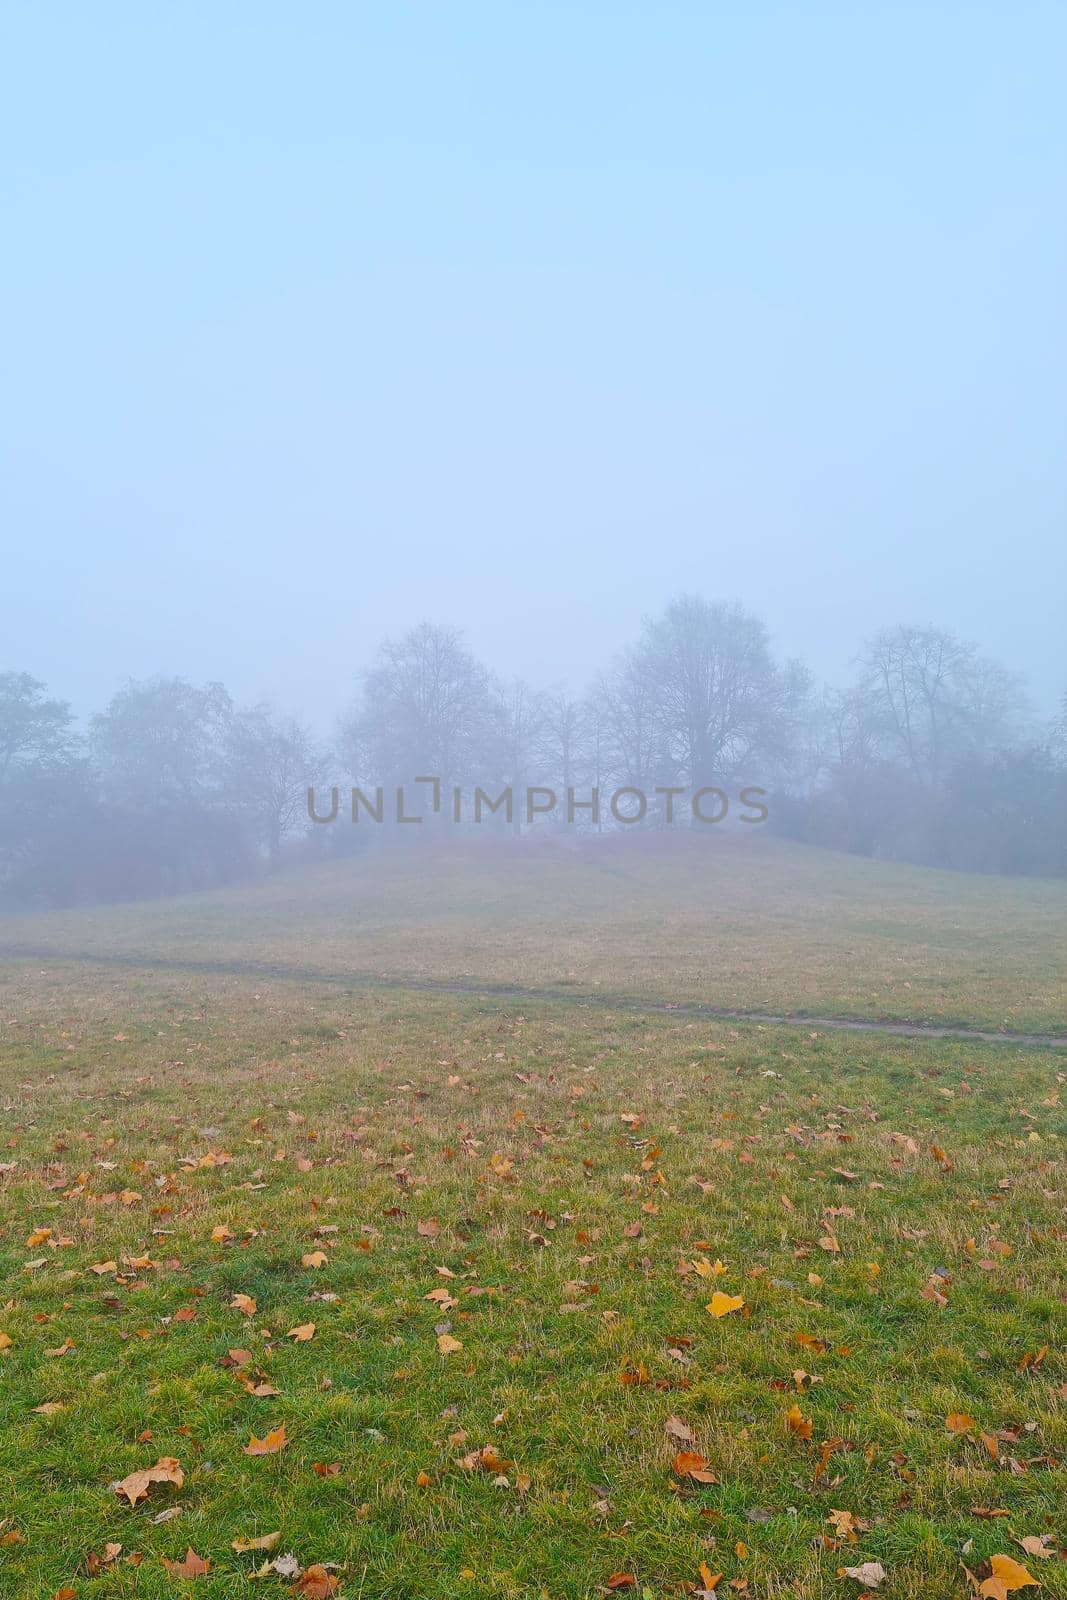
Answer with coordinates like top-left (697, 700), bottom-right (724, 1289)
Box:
top-left (946, 1412), bottom-right (976, 1433)
top-left (244, 1426), bottom-right (288, 1455)
top-left (457, 1445), bottom-right (515, 1473)
top-left (293, 1568), bottom-right (341, 1598)
top-left (162, 1547), bottom-right (210, 1579)
top-left (786, 1404), bottom-right (813, 1439)
top-left (231, 1293), bottom-right (257, 1316)
top-left (437, 1333), bottom-right (463, 1355)
top-left (672, 1451), bottom-right (718, 1484)
top-left (302, 1251), bottom-right (328, 1269)
top-left (287, 1322), bottom-right (316, 1342)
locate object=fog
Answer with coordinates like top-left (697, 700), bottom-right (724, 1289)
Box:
top-left (1, 5), bottom-right (1065, 904)
top-left (3, 4), bottom-right (1065, 732)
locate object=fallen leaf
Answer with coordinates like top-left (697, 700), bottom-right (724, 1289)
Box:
top-left (1015, 1535), bottom-right (1054, 1560)
top-left (707, 1291), bottom-right (745, 1319)
top-left (232, 1531), bottom-right (282, 1552)
top-left (294, 1567), bottom-right (341, 1597)
top-left (672, 1451), bottom-right (718, 1483)
top-left (162, 1547), bottom-right (210, 1579)
top-left (245, 1426), bottom-right (288, 1456)
top-left (114, 1456), bottom-right (184, 1506)
top-left (842, 1560), bottom-right (886, 1587)
top-left (985, 1554), bottom-right (1039, 1592)
top-left (665, 1415), bottom-right (696, 1444)
top-left (786, 1404), bottom-right (813, 1440)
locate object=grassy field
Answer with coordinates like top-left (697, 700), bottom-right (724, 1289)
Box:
top-left (1, 833), bottom-right (1065, 1033)
top-left (0, 838), bottom-right (1064, 1598)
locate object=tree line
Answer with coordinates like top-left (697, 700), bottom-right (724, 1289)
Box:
top-left (2, 596), bottom-right (1065, 905)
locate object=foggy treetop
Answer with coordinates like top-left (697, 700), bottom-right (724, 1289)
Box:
top-left (2, 595), bottom-right (1065, 904)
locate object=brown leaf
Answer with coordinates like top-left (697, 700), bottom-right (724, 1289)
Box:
top-left (114, 1456), bottom-right (184, 1506)
top-left (1015, 1535), bottom-right (1054, 1560)
top-left (841, 1560), bottom-right (885, 1587)
top-left (665, 1415), bottom-right (695, 1444)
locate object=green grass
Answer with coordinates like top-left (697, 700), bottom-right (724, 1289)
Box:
top-left (0, 839), bottom-right (1064, 1597)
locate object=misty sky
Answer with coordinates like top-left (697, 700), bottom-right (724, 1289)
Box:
top-left (2, 2), bottom-right (1065, 732)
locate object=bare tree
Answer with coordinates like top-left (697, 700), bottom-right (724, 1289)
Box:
top-left (597, 654), bottom-right (668, 796)
top-left (91, 677), bottom-right (233, 808)
top-left (226, 705), bottom-right (327, 863)
top-left (636, 595), bottom-right (805, 788)
top-left (491, 678), bottom-right (545, 828)
top-left (539, 689), bottom-right (583, 795)
top-left (858, 624), bottom-right (1024, 788)
top-left (341, 621), bottom-right (496, 795)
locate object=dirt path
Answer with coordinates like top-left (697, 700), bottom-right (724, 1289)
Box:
top-left (2, 941), bottom-right (1066, 1049)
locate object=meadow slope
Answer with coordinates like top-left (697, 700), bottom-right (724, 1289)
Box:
top-left (1, 833), bottom-right (1065, 1033)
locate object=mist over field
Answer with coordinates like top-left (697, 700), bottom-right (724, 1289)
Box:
top-left (1, 8), bottom-right (1065, 1600)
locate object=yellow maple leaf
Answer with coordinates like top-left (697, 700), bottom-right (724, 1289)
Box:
top-left (707, 1291), bottom-right (745, 1318)
top-left (985, 1554), bottom-right (1039, 1592)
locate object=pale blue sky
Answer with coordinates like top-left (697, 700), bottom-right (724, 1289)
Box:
top-left (2, 2), bottom-right (1064, 728)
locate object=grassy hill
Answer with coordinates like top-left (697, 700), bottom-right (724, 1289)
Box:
top-left (2, 832), bottom-right (1065, 1032)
